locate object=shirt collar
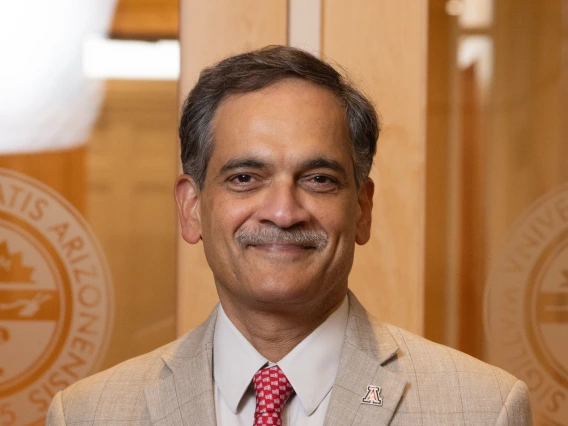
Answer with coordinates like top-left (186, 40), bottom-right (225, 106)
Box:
top-left (213, 296), bottom-right (349, 416)
top-left (278, 297), bottom-right (348, 415)
top-left (213, 306), bottom-right (267, 414)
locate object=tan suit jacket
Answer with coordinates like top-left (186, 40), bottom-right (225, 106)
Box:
top-left (47, 292), bottom-right (532, 425)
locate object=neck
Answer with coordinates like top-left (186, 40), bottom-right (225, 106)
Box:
top-left (219, 292), bottom-right (346, 363)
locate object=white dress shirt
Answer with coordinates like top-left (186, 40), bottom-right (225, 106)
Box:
top-left (213, 296), bottom-right (349, 426)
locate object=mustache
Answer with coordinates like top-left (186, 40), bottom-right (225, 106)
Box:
top-left (235, 226), bottom-right (328, 252)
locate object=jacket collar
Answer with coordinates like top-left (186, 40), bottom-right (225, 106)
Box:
top-left (323, 291), bottom-right (407, 426)
top-left (144, 306), bottom-right (219, 426)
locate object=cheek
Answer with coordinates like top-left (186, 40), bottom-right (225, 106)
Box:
top-left (201, 193), bottom-right (257, 239)
top-left (309, 198), bottom-right (359, 241)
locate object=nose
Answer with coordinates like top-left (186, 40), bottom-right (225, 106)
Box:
top-left (256, 179), bottom-right (310, 229)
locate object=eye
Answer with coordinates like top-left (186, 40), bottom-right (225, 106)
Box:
top-left (226, 173), bottom-right (261, 192)
top-left (312, 175), bottom-right (333, 184)
top-left (233, 174), bottom-right (253, 183)
top-left (303, 174), bottom-right (340, 192)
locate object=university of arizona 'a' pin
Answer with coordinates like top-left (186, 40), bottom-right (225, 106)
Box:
top-left (361, 385), bottom-right (383, 406)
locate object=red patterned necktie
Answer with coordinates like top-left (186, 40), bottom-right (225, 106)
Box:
top-left (252, 365), bottom-right (294, 426)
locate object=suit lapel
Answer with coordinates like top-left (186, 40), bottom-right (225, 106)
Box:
top-left (145, 308), bottom-right (218, 426)
top-left (324, 292), bottom-right (407, 426)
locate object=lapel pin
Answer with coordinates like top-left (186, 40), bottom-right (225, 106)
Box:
top-left (361, 385), bottom-right (383, 406)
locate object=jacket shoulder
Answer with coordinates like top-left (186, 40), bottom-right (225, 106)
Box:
top-left (52, 342), bottom-right (170, 424)
top-left (383, 324), bottom-right (531, 425)
top-left (50, 320), bottom-right (212, 424)
top-left (385, 324), bottom-right (518, 387)
top-left (62, 341), bottom-right (169, 399)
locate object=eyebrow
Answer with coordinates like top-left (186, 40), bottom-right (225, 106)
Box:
top-left (218, 158), bottom-right (268, 175)
top-left (218, 156), bottom-right (348, 178)
top-left (301, 157), bottom-right (348, 178)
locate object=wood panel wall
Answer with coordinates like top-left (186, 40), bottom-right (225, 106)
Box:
top-left (111, 0), bottom-right (179, 39)
top-left (87, 80), bottom-right (179, 369)
top-left (422, 0), bottom-right (568, 377)
top-left (0, 149), bottom-right (86, 213)
top-left (322, 0), bottom-right (428, 334)
top-left (488, 0), bottom-right (568, 256)
top-left (424, 0), bottom-right (454, 345)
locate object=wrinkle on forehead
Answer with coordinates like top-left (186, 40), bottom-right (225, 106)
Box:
top-left (210, 79), bottom-right (352, 171)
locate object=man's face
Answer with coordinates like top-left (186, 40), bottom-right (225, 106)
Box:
top-left (176, 79), bottom-right (373, 313)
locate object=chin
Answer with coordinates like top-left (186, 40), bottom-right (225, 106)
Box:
top-left (246, 277), bottom-right (319, 307)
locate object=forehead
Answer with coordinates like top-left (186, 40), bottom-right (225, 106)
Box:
top-left (210, 79), bottom-right (351, 166)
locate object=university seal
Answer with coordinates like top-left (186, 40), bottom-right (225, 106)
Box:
top-left (485, 183), bottom-right (568, 425)
top-left (0, 168), bottom-right (113, 425)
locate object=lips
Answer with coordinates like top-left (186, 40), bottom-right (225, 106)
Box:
top-left (249, 243), bottom-right (316, 252)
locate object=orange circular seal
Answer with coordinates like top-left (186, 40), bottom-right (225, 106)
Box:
top-left (0, 168), bottom-right (113, 425)
top-left (485, 183), bottom-right (568, 425)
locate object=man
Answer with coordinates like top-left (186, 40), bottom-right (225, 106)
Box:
top-left (47, 46), bottom-right (532, 425)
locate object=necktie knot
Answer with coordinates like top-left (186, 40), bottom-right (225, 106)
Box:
top-left (253, 365), bottom-right (294, 426)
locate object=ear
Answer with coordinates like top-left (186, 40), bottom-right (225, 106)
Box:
top-left (174, 174), bottom-right (202, 244)
top-left (355, 177), bottom-right (374, 245)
